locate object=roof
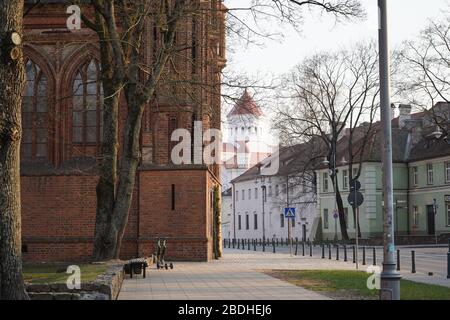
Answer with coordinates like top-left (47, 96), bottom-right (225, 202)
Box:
top-left (231, 102), bottom-right (450, 183)
top-left (231, 139), bottom-right (326, 183)
top-left (227, 89), bottom-right (263, 118)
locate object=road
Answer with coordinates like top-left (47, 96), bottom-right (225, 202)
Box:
top-left (226, 240), bottom-right (450, 279)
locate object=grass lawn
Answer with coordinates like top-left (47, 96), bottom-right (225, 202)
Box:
top-left (266, 270), bottom-right (450, 300)
top-left (23, 264), bottom-right (108, 284)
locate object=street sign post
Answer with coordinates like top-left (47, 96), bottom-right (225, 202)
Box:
top-left (348, 180), bottom-right (364, 271)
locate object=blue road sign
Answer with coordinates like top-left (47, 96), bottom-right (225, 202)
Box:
top-left (284, 207), bottom-right (296, 219)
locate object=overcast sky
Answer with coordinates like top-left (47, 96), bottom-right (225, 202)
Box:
top-left (225, 0), bottom-right (449, 76)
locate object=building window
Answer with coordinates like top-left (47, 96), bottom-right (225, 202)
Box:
top-left (323, 173), bottom-right (329, 192)
top-left (238, 215), bottom-right (242, 230)
top-left (446, 163), bottom-right (450, 183)
top-left (242, 190), bottom-right (245, 201)
top-left (246, 214), bottom-right (250, 230)
top-left (236, 190), bottom-right (239, 202)
top-left (343, 170), bottom-right (349, 190)
top-left (447, 204), bottom-right (450, 227)
top-left (413, 206), bottom-right (420, 227)
top-left (280, 214), bottom-right (285, 228)
top-left (255, 188), bottom-right (258, 199)
top-left (412, 167), bottom-right (419, 186)
top-left (22, 60), bottom-right (49, 161)
top-left (254, 214), bottom-right (258, 230)
top-left (324, 209), bottom-right (329, 229)
top-left (248, 189), bottom-right (251, 200)
top-left (427, 163), bottom-right (433, 185)
top-left (72, 59), bottom-right (103, 146)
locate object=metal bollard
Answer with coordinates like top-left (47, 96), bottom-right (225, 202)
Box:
top-left (344, 245), bottom-right (348, 262)
top-left (281, 238), bottom-right (284, 246)
top-left (302, 242), bottom-right (305, 256)
top-left (295, 239), bottom-right (299, 256)
top-left (447, 239), bottom-right (450, 279)
top-left (353, 246), bottom-right (356, 264)
top-left (248, 239), bottom-right (251, 251)
top-left (336, 245), bottom-right (339, 261)
top-left (237, 239), bottom-right (240, 249)
top-left (322, 244), bottom-right (325, 259)
top-left (263, 238), bottom-right (266, 253)
top-left (412, 250), bottom-right (416, 274)
top-left (310, 242), bottom-right (313, 257)
top-left (243, 239), bottom-right (246, 251)
top-left (254, 239), bottom-right (257, 252)
top-left (373, 247), bottom-right (376, 266)
top-left (362, 246), bottom-right (366, 265)
top-left (397, 249), bottom-right (401, 271)
top-left (329, 244), bottom-right (332, 260)
top-left (273, 239), bottom-right (276, 254)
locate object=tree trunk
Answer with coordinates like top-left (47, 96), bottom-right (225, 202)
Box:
top-left (92, 92), bottom-right (119, 261)
top-left (335, 189), bottom-right (350, 241)
top-left (0, 0), bottom-right (29, 300)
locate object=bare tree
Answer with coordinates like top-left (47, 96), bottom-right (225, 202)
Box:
top-left (0, 0), bottom-right (29, 300)
top-left (275, 42), bottom-right (380, 240)
top-left (66, 0), bottom-right (366, 260)
top-left (398, 14), bottom-right (450, 133)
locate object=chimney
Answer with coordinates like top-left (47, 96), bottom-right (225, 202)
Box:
top-left (391, 104), bottom-right (396, 121)
top-left (398, 104), bottom-right (412, 129)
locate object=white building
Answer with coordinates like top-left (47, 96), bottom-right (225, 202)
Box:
top-left (221, 89), bottom-right (273, 191)
top-left (229, 144), bottom-right (320, 242)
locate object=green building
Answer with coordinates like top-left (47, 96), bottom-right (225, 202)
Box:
top-left (318, 103), bottom-right (450, 242)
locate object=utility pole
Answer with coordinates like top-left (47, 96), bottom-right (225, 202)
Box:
top-left (378, 0), bottom-right (402, 300)
top-left (262, 185), bottom-right (266, 252)
top-left (287, 176), bottom-right (293, 256)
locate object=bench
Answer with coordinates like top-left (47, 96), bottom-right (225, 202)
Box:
top-left (124, 258), bottom-right (149, 279)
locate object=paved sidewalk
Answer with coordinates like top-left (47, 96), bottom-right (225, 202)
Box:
top-left (119, 250), bottom-right (337, 300)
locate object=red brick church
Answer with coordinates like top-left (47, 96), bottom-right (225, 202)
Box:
top-left (21, 1), bottom-right (226, 262)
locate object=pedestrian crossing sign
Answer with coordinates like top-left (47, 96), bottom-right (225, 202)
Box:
top-left (284, 207), bottom-right (296, 219)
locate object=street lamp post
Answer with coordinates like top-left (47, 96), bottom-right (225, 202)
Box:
top-left (262, 185), bottom-right (267, 252)
top-left (433, 199), bottom-right (438, 245)
top-left (378, 0), bottom-right (402, 300)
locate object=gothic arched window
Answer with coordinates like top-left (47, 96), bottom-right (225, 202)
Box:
top-left (22, 60), bottom-right (48, 161)
top-left (72, 59), bottom-right (103, 146)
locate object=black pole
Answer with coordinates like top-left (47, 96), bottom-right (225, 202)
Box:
top-left (412, 251), bottom-right (416, 274)
top-left (363, 246), bottom-right (366, 266)
top-left (397, 249), bottom-right (401, 271)
top-left (295, 239), bottom-right (298, 256)
top-left (447, 239), bottom-right (450, 279)
top-left (373, 247), bottom-right (377, 266)
top-left (310, 242), bottom-right (313, 257)
top-left (248, 239), bottom-right (250, 251)
top-left (329, 244), bottom-right (332, 260)
top-left (353, 246), bottom-right (356, 264)
top-left (336, 245), bottom-right (340, 261)
top-left (263, 238), bottom-right (265, 253)
top-left (237, 239), bottom-right (240, 249)
top-left (344, 245), bottom-right (348, 262)
top-left (302, 242), bottom-right (305, 257)
top-left (273, 239), bottom-right (276, 254)
top-left (322, 244), bottom-right (325, 259)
